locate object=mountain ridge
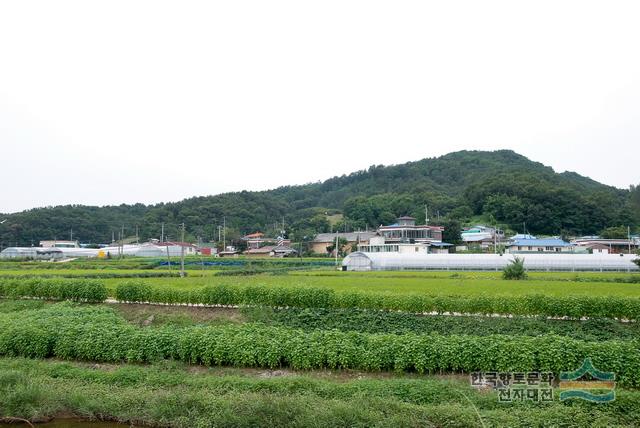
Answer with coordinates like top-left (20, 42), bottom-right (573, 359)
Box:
top-left (1, 150), bottom-right (637, 246)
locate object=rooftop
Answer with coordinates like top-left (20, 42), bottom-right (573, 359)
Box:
top-left (156, 241), bottom-right (197, 248)
top-left (509, 238), bottom-right (573, 247)
top-left (243, 232), bottom-right (265, 239)
top-left (313, 231), bottom-right (378, 243)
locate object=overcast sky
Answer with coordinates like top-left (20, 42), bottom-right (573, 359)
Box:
top-left (1, 1), bottom-right (639, 214)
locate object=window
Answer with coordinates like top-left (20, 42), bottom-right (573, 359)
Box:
top-left (545, 246), bottom-right (552, 251)
top-left (415, 247), bottom-right (419, 252)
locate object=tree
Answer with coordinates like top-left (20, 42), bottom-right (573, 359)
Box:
top-left (448, 206), bottom-right (473, 221)
top-left (599, 226), bottom-right (630, 239)
top-left (326, 237), bottom-right (349, 257)
top-left (503, 257), bottom-right (527, 280)
top-left (439, 218), bottom-right (462, 245)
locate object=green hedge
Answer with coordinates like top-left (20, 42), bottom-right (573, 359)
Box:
top-left (115, 282), bottom-right (640, 320)
top-left (0, 279), bottom-right (107, 302)
top-left (0, 272), bottom-right (181, 279)
top-left (1, 304), bottom-right (640, 387)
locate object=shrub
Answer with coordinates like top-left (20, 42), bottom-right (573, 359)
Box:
top-left (115, 281), bottom-right (152, 303)
top-left (502, 257), bottom-right (527, 280)
top-left (0, 279), bottom-right (107, 302)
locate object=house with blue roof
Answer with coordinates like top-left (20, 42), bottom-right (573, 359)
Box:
top-left (505, 235), bottom-right (575, 254)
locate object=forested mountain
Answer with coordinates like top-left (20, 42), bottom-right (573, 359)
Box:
top-left (1, 150), bottom-right (638, 247)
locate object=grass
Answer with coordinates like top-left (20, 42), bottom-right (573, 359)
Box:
top-left (2, 357), bottom-right (640, 427)
top-left (112, 303), bottom-right (245, 327)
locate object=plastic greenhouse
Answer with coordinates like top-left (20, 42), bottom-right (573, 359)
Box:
top-left (342, 252), bottom-right (640, 272)
top-left (0, 247), bottom-right (64, 260)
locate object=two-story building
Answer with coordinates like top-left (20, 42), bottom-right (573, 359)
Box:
top-left (378, 216), bottom-right (443, 244)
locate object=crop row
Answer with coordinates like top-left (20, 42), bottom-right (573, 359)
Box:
top-left (116, 281), bottom-right (640, 320)
top-left (245, 307), bottom-right (640, 341)
top-left (3, 277), bottom-right (640, 320)
top-left (0, 272), bottom-right (182, 279)
top-left (1, 304), bottom-right (639, 387)
top-left (0, 279), bottom-right (107, 302)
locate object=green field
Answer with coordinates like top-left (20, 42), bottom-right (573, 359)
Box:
top-left (1, 259), bottom-right (639, 427)
top-left (2, 267), bottom-right (639, 297)
top-left (92, 271), bottom-right (640, 298)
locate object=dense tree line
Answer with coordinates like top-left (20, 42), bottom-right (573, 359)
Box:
top-left (1, 150), bottom-right (637, 246)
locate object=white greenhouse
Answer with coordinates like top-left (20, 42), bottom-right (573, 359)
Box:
top-left (0, 247), bottom-right (64, 260)
top-left (342, 252), bottom-right (640, 272)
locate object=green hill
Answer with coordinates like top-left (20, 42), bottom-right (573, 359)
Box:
top-left (1, 150), bottom-right (638, 246)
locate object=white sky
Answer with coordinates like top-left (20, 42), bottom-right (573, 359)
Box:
top-left (1, 1), bottom-right (639, 214)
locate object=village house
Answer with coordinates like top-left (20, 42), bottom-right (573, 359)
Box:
top-left (460, 225), bottom-right (503, 250)
top-left (505, 235), bottom-right (574, 254)
top-left (242, 232), bottom-right (291, 249)
top-left (310, 231), bottom-right (378, 255)
top-left (572, 237), bottom-right (639, 254)
top-left (378, 216), bottom-right (443, 244)
top-left (311, 217), bottom-right (449, 256)
top-left (244, 244), bottom-right (298, 258)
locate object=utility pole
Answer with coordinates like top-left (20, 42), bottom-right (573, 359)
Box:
top-left (629, 225), bottom-right (632, 255)
top-left (161, 223), bottom-right (164, 243)
top-left (70, 228), bottom-right (73, 242)
top-left (180, 223), bottom-right (186, 277)
top-left (112, 230), bottom-right (115, 244)
top-left (335, 232), bottom-right (339, 267)
top-left (425, 206), bottom-right (429, 225)
top-left (166, 242), bottom-right (172, 273)
top-left (223, 217), bottom-right (226, 251)
top-left (121, 225), bottom-right (125, 259)
top-left (136, 225), bottom-right (139, 244)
